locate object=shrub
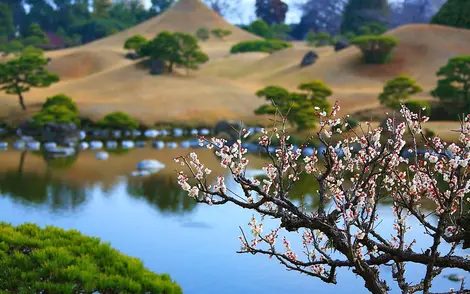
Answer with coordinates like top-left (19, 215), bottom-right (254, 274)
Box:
top-left (430, 0), bottom-right (470, 29)
top-left (32, 105), bottom-right (80, 127)
top-left (196, 27), bottom-right (210, 41)
top-left (431, 55), bottom-right (470, 116)
top-left (0, 222), bottom-right (182, 293)
top-left (378, 75), bottom-right (423, 109)
top-left (42, 94), bottom-right (78, 114)
top-left (99, 111), bottom-right (139, 130)
top-left (305, 32), bottom-right (332, 47)
top-left (211, 28), bottom-right (232, 39)
top-left (404, 100), bottom-right (431, 117)
top-left (244, 19), bottom-right (273, 39)
top-left (230, 40), bottom-right (292, 54)
top-left (351, 35), bottom-right (398, 64)
top-left (123, 34), bottom-right (147, 55)
top-left (358, 22), bottom-right (387, 36)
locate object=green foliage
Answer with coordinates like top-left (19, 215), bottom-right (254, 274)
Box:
top-left (431, 55), bottom-right (470, 116)
top-left (358, 22), bottom-right (387, 36)
top-left (140, 31), bottom-right (208, 73)
top-left (255, 80), bottom-right (332, 130)
top-left (305, 31), bottom-right (332, 47)
top-left (271, 24), bottom-right (291, 40)
top-left (230, 40), bottom-right (292, 54)
top-left (351, 35), bottom-right (398, 64)
top-left (99, 111), bottom-right (139, 130)
top-left (124, 34), bottom-right (147, 54)
top-left (0, 4), bottom-right (15, 41)
top-left (22, 23), bottom-right (49, 47)
top-left (0, 222), bottom-right (182, 293)
top-left (404, 100), bottom-right (431, 117)
top-left (430, 0), bottom-right (470, 29)
top-left (211, 28), bottom-right (232, 39)
top-left (340, 0), bottom-right (390, 35)
top-left (196, 27), bottom-right (210, 41)
top-left (22, 45), bottom-right (44, 57)
top-left (245, 19), bottom-right (273, 39)
top-left (379, 75), bottom-right (423, 109)
top-left (42, 94), bottom-right (79, 114)
top-left (0, 53), bottom-right (60, 110)
top-left (0, 40), bottom-right (24, 56)
top-left (32, 105), bottom-right (80, 127)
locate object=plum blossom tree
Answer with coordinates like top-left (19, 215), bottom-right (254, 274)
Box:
top-left (175, 102), bottom-right (470, 294)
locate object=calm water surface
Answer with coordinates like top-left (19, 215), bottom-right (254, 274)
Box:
top-left (0, 147), bottom-right (468, 293)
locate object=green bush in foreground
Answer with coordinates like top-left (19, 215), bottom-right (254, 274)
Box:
top-left (351, 35), bottom-right (398, 64)
top-left (378, 75), bottom-right (423, 109)
top-left (230, 39), bottom-right (292, 54)
top-left (0, 222), bottom-right (182, 293)
top-left (42, 94), bottom-right (79, 114)
top-left (99, 111), bottom-right (139, 130)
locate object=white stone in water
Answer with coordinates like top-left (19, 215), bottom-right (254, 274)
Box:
top-left (13, 141), bottom-right (25, 150)
top-left (135, 141), bottom-right (146, 148)
top-left (106, 141), bottom-right (118, 149)
top-left (46, 146), bottom-right (76, 156)
top-left (302, 147), bottom-right (314, 156)
top-left (173, 128), bottom-right (183, 137)
top-left (27, 141), bottom-right (41, 150)
top-left (44, 142), bottom-right (57, 150)
top-left (112, 130), bottom-right (122, 138)
top-left (95, 151), bottom-right (109, 160)
top-left (136, 159), bottom-right (165, 171)
top-left (180, 141), bottom-right (190, 149)
top-left (130, 170), bottom-right (153, 177)
top-left (190, 129), bottom-right (198, 135)
top-left (0, 142), bottom-right (8, 149)
top-left (121, 140), bottom-right (134, 149)
top-left (199, 128), bottom-right (210, 135)
top-left (161, 130), bottom-right (170, 136)
top-left (79, 131), bottom-right (86, 140)
top-left (152, 141), bottom-right (165, 149)
top-left (132, 130), bottom-right (141, 137)
top-left (79, 142), bottom-right (89, 150)
top-left (166, 142), bottom-right (178, 149)
top-left (144, 129), bottom-right (159, 138)
top-left (90, 141), bottom-right (103, 150)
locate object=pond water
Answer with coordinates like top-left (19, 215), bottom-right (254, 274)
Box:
top-left (0, 146), bottom-right (468, 293)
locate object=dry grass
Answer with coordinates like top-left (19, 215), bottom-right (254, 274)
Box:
top-left (1, 0), bottom-right (470, 127)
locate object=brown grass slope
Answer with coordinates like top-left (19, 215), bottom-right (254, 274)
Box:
top-left (84, 0), bottom-right (259, 49)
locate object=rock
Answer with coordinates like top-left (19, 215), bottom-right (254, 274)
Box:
top-left (125, 52), bottom-right (140, 60)
top-left (180, 141), bottom-right (190, 149)
top-left (132, 130), bottom-right (142, 137)
top-left (150, 59), bottom-right (165, 75)
top-left (300, 51), bottom-right (318, 67)
top-left (152, 141), bottom-right (165, 149)
top-left (302, 147), bottom-right (315, 156)
top-left (124, 130), bottom-right (131, 137)
top-left (13, 141), bottom-right (25, 150)
top-left (173, 128), bottom-right (183, 137)
top-left (27, 141), bottom-right (41, 150)
top-left (106, 141), bottom-right (118, 149)
top-left (45, 146), bottom-right (76, 157)
top-left (136, 159), bottom-right (165, 171)
top-left (40, 122), bottom-right (81, 146)
top-left (95, 151), bottom-right (109, 160)
top-left (135, 141), bottom-right (146, 148)
top-left (79, 142), bottom-right (89, 150)
top-left (130, 170), bottom-right (152, 177)
top-left (214, 120), bottom-right (244, 140)
top-left (112, 130), bottom-right (121, 138)
top-left (190, 129), bottom-right (198, 135)
top-left (44, 142), bottom-right (57, 150)
top-left (334, 40), bottom-right (349, 52)
top-left (199, 128), bottom-right (210, 136)
top-left (92, 130), bottom-right (101, 137)
top-left (166, 142), bottom-right (178, 149)
top-left (161, 130), bottom-right (170, 136)
top-left (79, 131), bottom-right (87, 140)
top-left (0, 128), bottom-right (7, 136)
top-left (144, 129), bottom-right (159, 138)
top-left (122, 140), bottom-right (134, 149)
top-left (90, 141), bottom-right (103, 150)
top-left (0, 142), bottom-right (7, 149)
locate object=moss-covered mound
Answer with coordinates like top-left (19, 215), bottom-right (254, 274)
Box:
top-left (0, 222), bottom-right (182, 293)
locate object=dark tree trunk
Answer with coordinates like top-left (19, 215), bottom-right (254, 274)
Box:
top-left (18, 92), bottom-right (26, 110)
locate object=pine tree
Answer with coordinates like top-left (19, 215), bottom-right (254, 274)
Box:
top-left (430, 0), bottom-right (470, 29)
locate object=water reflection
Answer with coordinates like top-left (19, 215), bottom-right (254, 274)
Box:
top-left (127, 174), bottom-right (197, 215)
